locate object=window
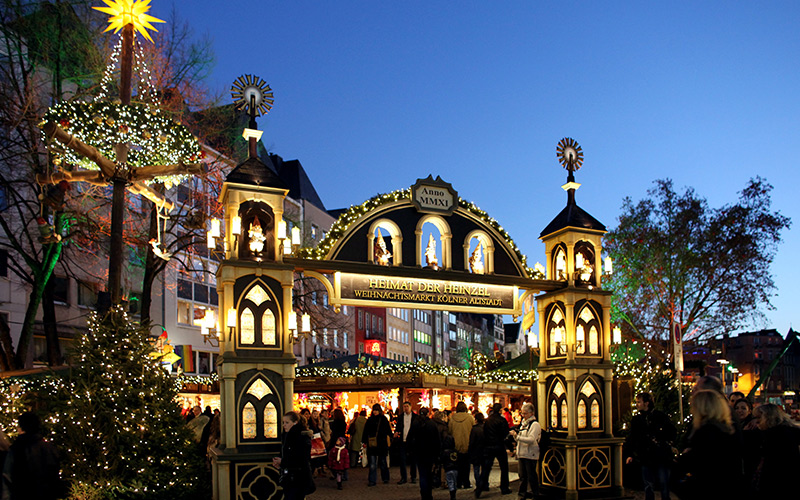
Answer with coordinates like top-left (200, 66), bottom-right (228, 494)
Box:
top-left (323, 328), bottom-right (328, 345)
top-left (311, 224), bottom-right (318, 239)
top-left (577, 378), bottom-right (602, 430)
top-left (177, 300), bottom-right (193, 325)
top-left (178, 279), bottom-right (193, 300)
top-left (52, 277), bottom-right (69, 305)
top-left (77, 281), bottom-right (97, 308)
top-left (311, 291), bottom-right (317, 305)
top-left (548, 376), bottom-right (568, 430)
top-left (0, 249), bottom-right (7, 277)
top-left (240, 377), bottom-right (280, 442)
top-left (358, 310), bottom-right (363, 329)
top-left (333, 329), bottom-right (339, 348)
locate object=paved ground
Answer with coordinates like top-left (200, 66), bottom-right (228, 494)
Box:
top-left (309, 458), bottom-right (648, 500)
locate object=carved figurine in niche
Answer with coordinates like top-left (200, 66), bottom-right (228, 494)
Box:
top-left (374, 232), bottom-right (391, 266)
top-left (469, 242), bottom-right (484, 274)
top-left (425, 234), bottom-right (439, 270)
top-left (575, 252), bottom-right (593, 282)
top-left (555, 249), bottom-right (567, 280)
top-left (248, 218), bottom-right (267, 257)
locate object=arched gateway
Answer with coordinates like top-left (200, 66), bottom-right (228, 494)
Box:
top-left (211, 113), bottom-right (623, 499)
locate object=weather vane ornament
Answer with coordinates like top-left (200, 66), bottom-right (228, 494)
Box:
top-left (93, 0), bottom-right (165, 43)
top-left (231, 75), bottom-right (274, 118)
top-left (556, 137), bottom-right (584, 184)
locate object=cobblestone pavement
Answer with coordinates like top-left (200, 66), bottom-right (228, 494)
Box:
top-left (308, 458), bottom-right (649, 500)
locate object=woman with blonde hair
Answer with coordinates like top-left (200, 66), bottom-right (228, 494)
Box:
top-left (676, 390), bottom-right (743, 499)
top-left (752, 403), bottom-right (800, 499)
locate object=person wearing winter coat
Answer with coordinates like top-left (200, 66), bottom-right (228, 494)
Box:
top-left (347, 409), bottom-right (367, 468)
top-left (511, 403), bottom-right (541, 499)
top-left (273, 411), bottom-right (315, 500)
top-left (432, 411), bottom-right (449, 487)
top-left (1, 412), bottom-right (62, 500)
top-left (468, 412), bottom-right (485, 492)
top-left (328, 436), bottom-right (350, 490)
top-left (363, 403), bottom-right (392, 486)
top-left (394, 401), bottom-right (419, 484)
top-left (448, 402), bottom-right (475, 489)
top-left (675, 390), bottom-right (742, 500)
top-left (476, 403), bottom-right (511, 497)
top-left (625, 392), bottom-right (677, 500)
top-left (441, 434), bottom-right (459, 500)
top-left (752, 403), bottom-right (800, 499)
top-left (413, 408), bottom-right (442, 500)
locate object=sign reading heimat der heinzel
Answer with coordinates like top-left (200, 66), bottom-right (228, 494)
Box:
top-left (335, 272), bottom-right (518, 314)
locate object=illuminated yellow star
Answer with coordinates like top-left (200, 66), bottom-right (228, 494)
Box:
top-left (94, 0), bottom-right (165, 43)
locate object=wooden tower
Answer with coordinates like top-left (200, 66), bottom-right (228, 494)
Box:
top-left (535, 139), bottom-right (624, 499)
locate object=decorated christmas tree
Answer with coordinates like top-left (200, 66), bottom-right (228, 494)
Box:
top-left (52, 306), bottom-right (205, 499)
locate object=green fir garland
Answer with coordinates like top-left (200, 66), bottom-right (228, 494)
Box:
top-left (42, 101), bottom-right (201, 184)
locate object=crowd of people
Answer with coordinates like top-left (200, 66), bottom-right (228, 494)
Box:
top-left (624, 376), bottom-right (800, 500)
top-left (279, 401), bottom-right (541, 500)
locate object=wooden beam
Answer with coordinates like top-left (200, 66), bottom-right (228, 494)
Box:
top-left (132, 162), bottom-right (203, 181)
top-left (36, 170), bottom-right (174, 211)
top-left (36, 170), bottom-right (106, 186)
top-left (42, 122), bottom-right (117, 179)
top-left (128, 182), bottom-right (175, 211)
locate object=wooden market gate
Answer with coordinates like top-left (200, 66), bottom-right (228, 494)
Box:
top-left (210, 126), bottom-right (624, 500)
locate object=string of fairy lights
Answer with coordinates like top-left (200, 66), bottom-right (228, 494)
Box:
top-left (40, 6), bottom-right (201, 190)
top-left (0, 306), bottom-right (200, 494)
top-left (298, 189), bottom-right (544, 279)
top-left (295, 360), bottom-right (537, 385)
top-left (42, 100), bottom-right (200, 183)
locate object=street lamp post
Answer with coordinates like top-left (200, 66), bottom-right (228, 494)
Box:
top-left (717, 359), bottom-right (730, 394)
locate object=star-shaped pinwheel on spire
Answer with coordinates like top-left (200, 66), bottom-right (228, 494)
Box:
top-left (94, 0), bottom-right (165, 43)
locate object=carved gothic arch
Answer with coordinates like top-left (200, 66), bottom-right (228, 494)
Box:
top-left (367, 219), bottom-right (403, 266)
top-left (463, 229), bottom-right (494, 274)
top-left (415, 214), bottom-right (452, 269)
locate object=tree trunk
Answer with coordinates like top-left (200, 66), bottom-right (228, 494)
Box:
top-left (42, 277), bottom-right (63, 366)
top-left (140, 203), bottom-right (160, 326)
top-left (15, 279), bottom-right (45, 369)
top-left (15, 242), bottom-right (63, 370)
top-left (0, 314), bottom-right (14, 371)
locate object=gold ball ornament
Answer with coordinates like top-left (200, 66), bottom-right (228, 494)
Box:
top-left (106, 117), bottom-right (115, 126)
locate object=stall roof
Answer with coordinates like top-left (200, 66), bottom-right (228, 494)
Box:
top-left (494, 353), bottom-right (539, 371)
top-left (297, 354), bottom-right (402, 371)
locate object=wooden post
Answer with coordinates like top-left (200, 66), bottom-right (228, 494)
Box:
top-left (108, 23), bottom-right (134, 305)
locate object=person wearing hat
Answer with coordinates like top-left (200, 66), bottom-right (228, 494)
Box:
top-left (363, 404), bottom-right (392, 486)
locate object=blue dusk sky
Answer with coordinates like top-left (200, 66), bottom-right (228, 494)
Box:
top-left (158, 1), bottom-right (798, 335)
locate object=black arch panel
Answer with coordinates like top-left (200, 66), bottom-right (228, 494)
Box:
top-left (328, 203), bottom-right (527, 277)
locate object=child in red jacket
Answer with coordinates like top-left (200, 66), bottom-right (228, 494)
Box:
top-left (328, 436), bottom-right (350, 489)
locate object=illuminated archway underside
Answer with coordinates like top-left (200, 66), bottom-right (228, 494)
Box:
top-left (301, 189), bottom-right (535, 279)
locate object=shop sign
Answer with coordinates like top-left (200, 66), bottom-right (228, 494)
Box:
top-left (334, 272), bottom-right (519, 315)
top-left (411, 176), bottom-right (458, 216)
